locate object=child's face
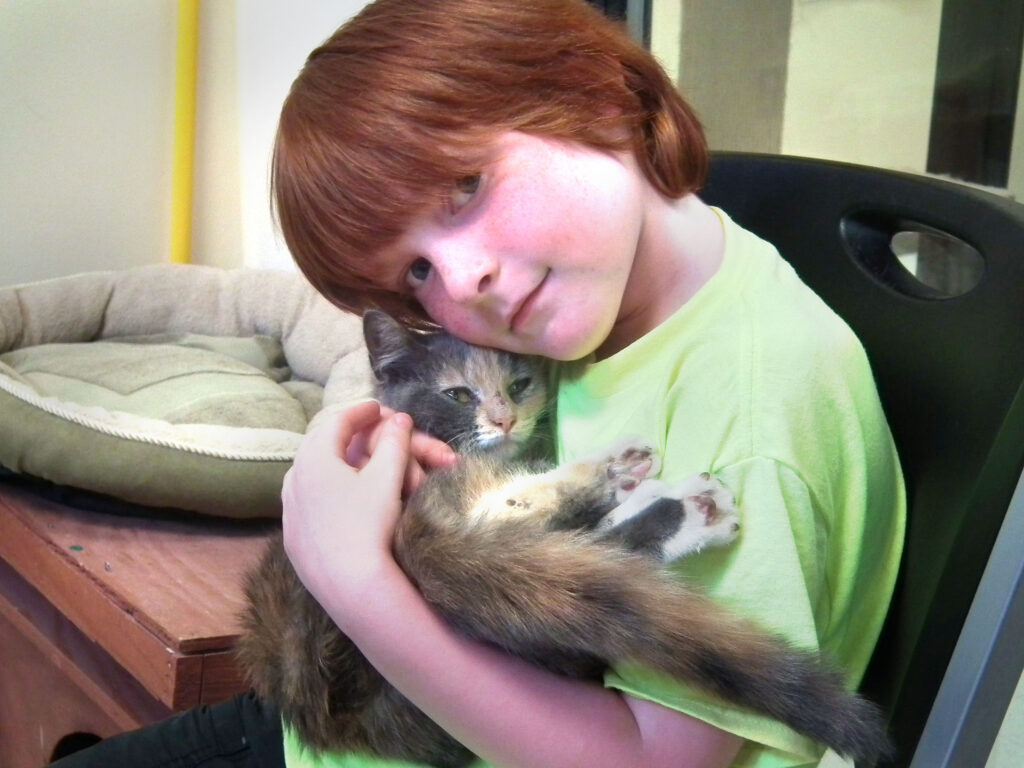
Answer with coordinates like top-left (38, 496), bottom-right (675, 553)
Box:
top-left (378, 131), bottom-right (649, 361)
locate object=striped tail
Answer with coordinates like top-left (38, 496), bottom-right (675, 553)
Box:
top-left (396, 509), bottom-right (893, 763)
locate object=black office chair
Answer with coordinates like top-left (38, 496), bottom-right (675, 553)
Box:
top-left (701, 153), bottom-right (1024, 768)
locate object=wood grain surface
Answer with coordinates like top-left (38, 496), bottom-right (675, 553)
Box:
top-left (0, 484), bottom-right (276, 709)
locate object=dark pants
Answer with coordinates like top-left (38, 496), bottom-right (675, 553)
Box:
top-left (49, 693), bottom-right (285, 768)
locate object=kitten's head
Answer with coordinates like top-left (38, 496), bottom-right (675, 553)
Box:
top-left (363, 310), bottom-right (550, 458)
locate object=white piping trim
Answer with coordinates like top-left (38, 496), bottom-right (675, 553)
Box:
top-left (0, 374), bottom-right (299, 462)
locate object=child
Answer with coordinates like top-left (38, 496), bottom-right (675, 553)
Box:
top-left (273, 1), bottom-right (904, 767)
top-left (53, 1), bottom-right (904, 767)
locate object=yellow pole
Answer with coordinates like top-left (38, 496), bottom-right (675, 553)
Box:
top-left (170, 0), bottom-right (199, 264)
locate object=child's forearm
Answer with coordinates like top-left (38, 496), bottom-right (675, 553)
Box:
top-left (320, 559), bottom-right (743, 768)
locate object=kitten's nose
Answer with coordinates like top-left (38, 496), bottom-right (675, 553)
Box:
top-left (491, 415), bottom-right (517, 434)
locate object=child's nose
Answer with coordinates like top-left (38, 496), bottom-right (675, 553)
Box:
top-left (435, 250), bottom-right (498, 303)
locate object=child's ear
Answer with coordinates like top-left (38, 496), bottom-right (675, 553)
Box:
top-left (363, 309), bottom-right (421, 381)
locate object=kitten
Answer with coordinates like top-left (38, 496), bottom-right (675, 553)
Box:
top-left (361, 307), bottom-right (552, 462)
top-left (236, 311), bottom-right (891, 767)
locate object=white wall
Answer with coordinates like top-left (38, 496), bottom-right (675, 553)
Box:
top-left (234, 0), bottom-right (368, 271)
top-left (2, 0), bottom-right (368, 285)
top-left (1007, 49), bottom-right (1024, 201)
top-left (2, 0), bottom-right (177, 285)
top-left (190, 0), bottom-right (371, 271)
top-left (191, 0), bottom-right (243, 270)
top-left (781, 0), bottom-right (943, 174)
top-left (650, 0), bottom-right (682, 84)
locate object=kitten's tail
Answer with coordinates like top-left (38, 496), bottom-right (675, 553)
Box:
top-left (396, 511), bottom-right (893, 763)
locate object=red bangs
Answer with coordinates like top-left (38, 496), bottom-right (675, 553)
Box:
top-left (272, 0), bottom-right (707, 324)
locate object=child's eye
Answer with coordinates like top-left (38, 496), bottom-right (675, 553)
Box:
top-left (406, 258), bottom-right (432, 288)
top-left (449, 174), bottom-right (481, 214)
top-left (507, 377), bottom-right (531, 400)
top-left (442, 387), bottom-right (474, 404)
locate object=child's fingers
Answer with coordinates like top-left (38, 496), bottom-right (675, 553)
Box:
top-left (282, 401), bottom-right (382, 506)
top-left (363, 412), bottom-right (415, 497)
top-left (401, 437), bottom-right (458, 497)
top-left (300, 400), bottom-right (382, 467)
top-left (410, 431), bottom-right (458, 470)
top-left (403, 461), bottom-right (427, 499)
top-left (363, 408), bottom-right (456, 473)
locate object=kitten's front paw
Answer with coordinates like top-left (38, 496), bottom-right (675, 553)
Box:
top-left (602, 438), bottom-right (661, 503)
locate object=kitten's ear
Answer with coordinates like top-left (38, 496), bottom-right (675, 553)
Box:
top-left (363, 310), bottom-right (421, 380)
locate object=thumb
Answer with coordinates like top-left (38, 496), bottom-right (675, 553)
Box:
top-left (363, 412), bottom-right (414, 495)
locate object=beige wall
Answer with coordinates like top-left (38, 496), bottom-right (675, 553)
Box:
top-left (782, 0), bottom-right (942, 173)
top-left (2, 0), bottom-right (368, 284)
top-left (191, 0), bottom-right (243, 270)
top-left (655, 0), bottom-right (943, 175)
top-left (2, 0), bottom-right (177, 285)
top-left (677, 0), bottom-right (792, 155)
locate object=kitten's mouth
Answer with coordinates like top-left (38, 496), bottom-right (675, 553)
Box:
top-left (475, 433), bottom-right (519, 454)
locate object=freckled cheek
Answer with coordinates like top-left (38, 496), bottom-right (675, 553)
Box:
top-left (530, 187), bottom-right (611, 253)
top-left (509, 218), bottom-right (582, 266)
top-left (490, 208), bottom-right (536, 252)
top-left (418, 294), bottom-right (456, 331)
top-left (493, 187), bottom-right (570, 250)
top-left (419, 300), bottom-right (487, 344)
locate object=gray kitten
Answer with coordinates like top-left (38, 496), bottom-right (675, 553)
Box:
top-left (236, 311), bottom-right (891, 767)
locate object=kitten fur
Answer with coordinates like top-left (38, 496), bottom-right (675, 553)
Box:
top-left (237, 311), bottom-right (892, 767)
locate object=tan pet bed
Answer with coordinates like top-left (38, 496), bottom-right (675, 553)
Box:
top-left (0, 265), bottom-right (373, 518)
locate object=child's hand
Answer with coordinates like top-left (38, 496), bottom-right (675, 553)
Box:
top-left (343, 402), bottom-right (457, 498)
top-left (280, 401), bottom-right (455, 611)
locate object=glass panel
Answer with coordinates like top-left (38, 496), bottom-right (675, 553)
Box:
top-left (890, 229), bottom-right (985, 297)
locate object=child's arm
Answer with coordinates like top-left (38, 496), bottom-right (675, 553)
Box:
top-left (282, 405), bottom-right (744, 768)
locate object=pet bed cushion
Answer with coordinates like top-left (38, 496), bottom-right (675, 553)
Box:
top-left (0, 265), bottom-right (374, 518)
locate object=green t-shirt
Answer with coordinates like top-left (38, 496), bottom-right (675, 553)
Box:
top-left (556, 210), bottom-right (905, 766)
top-left (283, 210), bottom-right (905, 768)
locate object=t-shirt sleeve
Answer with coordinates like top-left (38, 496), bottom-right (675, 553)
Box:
top-left (603, 455), bottom-right (831, 767)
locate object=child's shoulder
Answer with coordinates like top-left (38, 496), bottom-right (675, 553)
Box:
top-left (717, 212), bottom-right (864, 363)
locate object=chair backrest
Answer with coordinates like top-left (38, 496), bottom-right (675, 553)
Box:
top-left (701, 153), bottom-right (1024, 767)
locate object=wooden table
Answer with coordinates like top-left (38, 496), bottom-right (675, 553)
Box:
top-left (0, 482), bottom-right (276, 768)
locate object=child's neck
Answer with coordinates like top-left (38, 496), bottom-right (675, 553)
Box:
top-left (595, 193), bottom-right (724, 360)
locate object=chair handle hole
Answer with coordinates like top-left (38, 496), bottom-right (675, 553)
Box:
top-left (841, 213), bottom-right (985, 299)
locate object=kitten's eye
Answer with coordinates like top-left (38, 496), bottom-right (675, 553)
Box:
top-left (507, 377), bottom-right (532, 400)
top-left (443, 387), bottom-right (474, 404)
top-left (406, 258), bottom-right (432, 288)
top-left (449, 174), bottom-right (481, 214)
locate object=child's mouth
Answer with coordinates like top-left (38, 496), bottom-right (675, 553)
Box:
top-left (509, 270), bottom-right (550, 333)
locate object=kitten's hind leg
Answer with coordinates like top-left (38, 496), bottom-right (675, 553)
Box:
top-left (599, 473), bottom-right (741, 562)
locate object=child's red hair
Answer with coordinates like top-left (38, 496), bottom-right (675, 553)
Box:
top-left (273, 0), bottom-right (707, 325)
